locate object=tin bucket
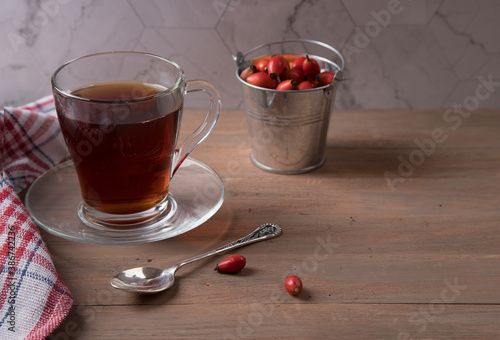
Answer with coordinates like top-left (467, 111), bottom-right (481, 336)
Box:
top-left (234, 39), bottom-right (344, 174)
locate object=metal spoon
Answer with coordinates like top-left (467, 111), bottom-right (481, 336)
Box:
top-left (110, 223), bottom-right (282, 293)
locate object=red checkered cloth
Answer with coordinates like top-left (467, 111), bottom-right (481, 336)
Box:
top-left (1, 95), bottom-right (73, 339)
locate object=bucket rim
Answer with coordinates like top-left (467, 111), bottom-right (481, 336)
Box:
top-left (235, 53), bottom-right (341, 91)
top-left (233, 38), bottom-right (344, 72)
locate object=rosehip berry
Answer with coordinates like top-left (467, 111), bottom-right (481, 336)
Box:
top-left (246, 72), bottom-right (278, 89)
top-left (292, 55), bottom-right (306, 72)
top-left (302, 54), bottom-right (321, 78)
top-left (276, 79), bottom-right (298, 91)
top-left (281, 68), bottom-right (306, 83)
top-left (267, 55), bottom-right (288, 77)
top-left (285, 275), bottom-right (303, 295)
top-left (317, 71), bottom-right (336, 86)
top-left (256, 59), bottom-right (268, 72)
top-left (296, 80), bottom-right (315, 90)
top-left (240, 65), bottom-right (257, 80)
top-left (215, 255), bottom-right (246, 274)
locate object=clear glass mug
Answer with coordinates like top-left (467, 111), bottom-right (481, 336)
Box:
top-left (52, 52), bottom-right (220, 228)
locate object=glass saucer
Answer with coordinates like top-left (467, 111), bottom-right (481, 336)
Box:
top-left (25, 158), bottom-right (224, 245)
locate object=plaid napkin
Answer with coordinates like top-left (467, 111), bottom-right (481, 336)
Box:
top-left (1, 95), bottom-right (73, 339)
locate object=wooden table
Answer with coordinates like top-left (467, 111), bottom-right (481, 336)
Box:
top-left (41, 109), bottom-right (500, 339)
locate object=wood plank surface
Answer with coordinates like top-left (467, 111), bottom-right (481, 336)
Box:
top-left (38, 109), bottom-right (500, 339)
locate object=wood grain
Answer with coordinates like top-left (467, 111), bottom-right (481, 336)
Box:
top-left (38, 109), bottom-right (500, 339)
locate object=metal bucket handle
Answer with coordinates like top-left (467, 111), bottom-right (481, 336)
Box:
top-left (233, 39), bottom-right (345, 80)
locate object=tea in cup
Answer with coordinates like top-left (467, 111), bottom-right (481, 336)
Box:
top-left (52, 52), bottom-right (220, 227)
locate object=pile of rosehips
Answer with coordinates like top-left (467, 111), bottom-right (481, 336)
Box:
top-left (240, 54), bottom-right (335, 91)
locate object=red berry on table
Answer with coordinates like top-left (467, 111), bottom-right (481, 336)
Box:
top-left (215, 255), bottom-right (246, 274)
top-left (285, 275), bottom-right (303, 295)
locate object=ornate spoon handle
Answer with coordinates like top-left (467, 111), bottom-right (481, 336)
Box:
top-left (177, 223), bottom-right (282, 268)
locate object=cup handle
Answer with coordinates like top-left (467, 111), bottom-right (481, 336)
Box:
top-left (171, 79), bottom-right (221, 176)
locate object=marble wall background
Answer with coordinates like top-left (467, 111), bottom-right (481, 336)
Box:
top-left (2, 0), bottom-right (500, 110)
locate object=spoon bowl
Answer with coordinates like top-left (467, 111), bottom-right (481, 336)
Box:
top-left (110, 223), bottom-right (282, 293)
top-left (110, 267), bottom-right (175, 293)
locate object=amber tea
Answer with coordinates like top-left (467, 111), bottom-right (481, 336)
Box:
top-left (52, 52), bottom-right (220, 228)
top-left (56, 81), bottom-right (181, 215)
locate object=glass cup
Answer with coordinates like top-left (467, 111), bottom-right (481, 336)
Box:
top-left (52, 52), bottom-right (221, 228)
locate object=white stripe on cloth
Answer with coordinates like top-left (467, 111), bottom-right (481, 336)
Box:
top-left (1, 95), bottom-right (73, 339)
top-left (2, 97), bottom-right (68, 193)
